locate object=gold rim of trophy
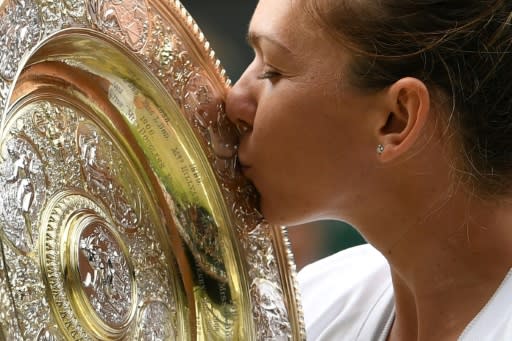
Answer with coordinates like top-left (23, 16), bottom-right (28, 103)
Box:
top-left (0, 0), bottom-right (305, 340)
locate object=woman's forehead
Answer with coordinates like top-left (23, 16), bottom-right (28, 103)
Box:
top-left (249, 0), bottom-right (326, 52)
top-left (250, 0), bottom-right (295, 36)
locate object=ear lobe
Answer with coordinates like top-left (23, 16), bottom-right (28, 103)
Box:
top-left (378, 77), bottom-right (430, 162)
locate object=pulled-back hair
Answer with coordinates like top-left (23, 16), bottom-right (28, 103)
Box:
top-left (306, 0), bottom-right (512, 197)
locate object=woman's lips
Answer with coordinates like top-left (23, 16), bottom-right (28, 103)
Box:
top-left (238, 158), bottom-right (252, 176)
top-left (240, 163), bottom-right (251, 174)
top-left (237, 146), bottom-right (252, 175)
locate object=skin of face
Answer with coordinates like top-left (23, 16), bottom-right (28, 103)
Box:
top-left (226, 3), bottom-right (512, 340)
top-left (226, 0), bottom-right (385, 227)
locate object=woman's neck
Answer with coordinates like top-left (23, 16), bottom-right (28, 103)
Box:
top-left (377, 193), bottom-right (512, 341)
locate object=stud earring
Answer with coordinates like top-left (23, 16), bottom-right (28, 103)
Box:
top-left (377, 144), bottom-right (385, 155)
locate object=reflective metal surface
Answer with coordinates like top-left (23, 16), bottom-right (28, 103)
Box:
top-left (0, 0), bottom-right (304, 340)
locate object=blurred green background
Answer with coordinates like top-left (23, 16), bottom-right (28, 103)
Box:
top-left (181, 1), bottom-right (366, 269)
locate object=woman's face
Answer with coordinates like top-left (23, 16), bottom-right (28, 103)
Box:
top-left (226, 0), bottom-right (383, 226)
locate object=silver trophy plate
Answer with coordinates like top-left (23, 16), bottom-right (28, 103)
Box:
top-left (0, 0), bottom-right (305, 339)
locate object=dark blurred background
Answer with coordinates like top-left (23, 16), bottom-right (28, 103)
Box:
top-left (181, 1), bottom-right (256, 81)
top-left (181, 1), bottom-right (366, 269)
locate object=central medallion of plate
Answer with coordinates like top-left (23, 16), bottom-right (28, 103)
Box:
top-left (76, 220), bottom-right (133, 328)
top-left (41, 192), bottom-right (136, 339)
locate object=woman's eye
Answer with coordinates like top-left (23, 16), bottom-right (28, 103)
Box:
top-left (257, 70), bottom-right (281, 80)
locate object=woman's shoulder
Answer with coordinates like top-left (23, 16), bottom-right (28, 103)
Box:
top-left (299, 243), bottom-right (388, 280)
top-left (298, 244), bottom-right (391, 298)
top-left (298, 244), bottom-right (394, 340)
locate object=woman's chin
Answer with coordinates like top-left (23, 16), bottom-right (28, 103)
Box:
top-left (260, 202), bottom-right (316, 227)
top-left (259, 204), bottom-right (289, 226)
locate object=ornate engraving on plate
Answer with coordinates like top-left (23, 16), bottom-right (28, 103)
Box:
top-left (246, 225), bottom-right (292, 340)
top-left (39, 0), bottom-right (87, 33)
top-left (0, 79), bottom-right (8, 114)
top-left (77, 222), bottom-right (133, 327)
top-left (144, 13), bottom-right (194, 101)
top-left (0, 136), bottom-right (46, 253)
top-left (89, 0), bottom-right (149, 51)
top-left (41, 192), bottom-right (136, 339)
top-left (0, 0), bottom-right (305, 339)
top-left (3, 243), bottom-right (49, 339)
top-left (1, 99), bottom-right (180, 340)
top-left (77, 122), bottom-right (140, 232)
top-left (183, 74), bottom-right (239, 181)
top-left (137, 301), bottom-right (176, 340)
top-left (0, 0), bottom-right (42, 80)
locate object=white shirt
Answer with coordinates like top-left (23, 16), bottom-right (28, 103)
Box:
top-left (298, 244), bottom-right (512, 341)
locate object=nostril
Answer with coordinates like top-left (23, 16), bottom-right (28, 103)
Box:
top-left (235, 120), bottom-right (252, 135)
top-left (225, 85), bottom-right (257, 128)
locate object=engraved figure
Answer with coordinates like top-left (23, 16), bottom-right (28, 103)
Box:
top-left (6, 146), bottom-right (34, 212)
top-left (5, 144), bottom-right (36, 244)
top-left (78, 125), bottom-right (139, 231)
top-left (38, 0), bottom-right (63, 32)
top-left (78, 227), bottom-right (132, 325)
top-left (80, 234), bottom-right (117, 299)
top-left (62, 0), bottom-right (86, 20)
top-left (1, 137), bottom-right (45, 253)
top-left (39, 0), bottom-right (86, 32)
top-left (112, 188), bottom-right (139, 231)
top-left (88, 0), bottom-right (148, 51)
top-left (0, 0), bottom-right (41, 80)
top-left (32, 104), bottom-right (68, 146)
top-left (78, 129), bottom-right (113, 194)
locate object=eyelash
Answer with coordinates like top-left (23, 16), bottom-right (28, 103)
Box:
top-left (257, 70), bottom-right (281, 80)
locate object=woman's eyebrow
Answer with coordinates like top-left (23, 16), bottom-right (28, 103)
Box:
top-left (246, 31), bottom-right (295, 56)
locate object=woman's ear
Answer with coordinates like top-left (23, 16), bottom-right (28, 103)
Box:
top-left (376, 77), bottom-right (431, 162)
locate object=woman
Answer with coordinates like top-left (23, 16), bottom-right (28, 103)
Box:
top-left (226, 0), bottom-right (512, 340)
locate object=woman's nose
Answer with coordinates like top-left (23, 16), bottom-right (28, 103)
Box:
top-left (226, 71), bottom-right (257, 134)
